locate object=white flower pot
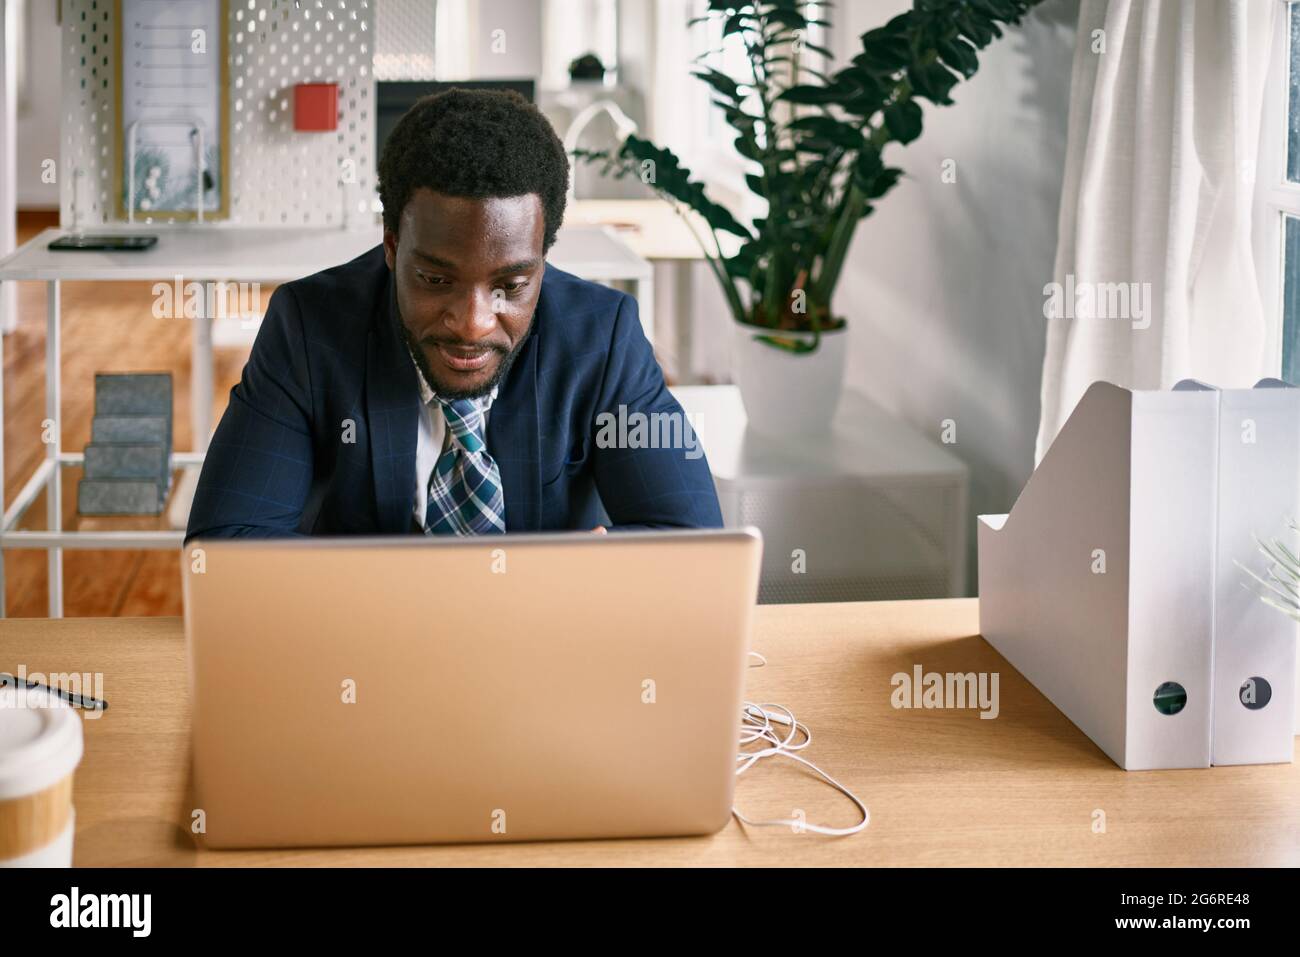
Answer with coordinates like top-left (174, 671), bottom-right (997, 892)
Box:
top-left (732, 322), bottom-right (847, 436)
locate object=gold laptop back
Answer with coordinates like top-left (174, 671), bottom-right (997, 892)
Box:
top-left (182, 529), bottom-right (761, 848)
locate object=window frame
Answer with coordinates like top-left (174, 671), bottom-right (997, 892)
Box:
top-left (1256, 0), bottom-right (1300, 379)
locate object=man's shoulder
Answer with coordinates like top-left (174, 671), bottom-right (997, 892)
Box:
top-left (257, 243), bottom-right (387, 358)
top-left (278, 242), bottom-right (388, 312)
top-left (537, 263), bottom-right (633, 344)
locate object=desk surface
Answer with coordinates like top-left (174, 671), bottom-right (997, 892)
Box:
top-left (2, 599), bottom-right (1296, 867)
top-left (0, 225), bottom-right (650, 284)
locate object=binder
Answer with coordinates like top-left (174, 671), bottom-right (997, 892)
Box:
top-left (1210, 379), bottom-right (1299, 763)
top-left (978, 381), bottom-right (1218, 770)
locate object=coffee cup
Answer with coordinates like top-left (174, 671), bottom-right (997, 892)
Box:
top-left (0, 684), bottom-right (84, 867)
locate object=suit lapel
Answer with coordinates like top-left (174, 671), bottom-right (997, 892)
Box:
top-left (367, 270), bottom-right (421, 534)
top-left (489, 323), bottom-right (541, 532)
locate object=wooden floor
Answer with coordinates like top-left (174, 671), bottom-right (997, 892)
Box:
top-left (3, 211), bottom-right (260, 617)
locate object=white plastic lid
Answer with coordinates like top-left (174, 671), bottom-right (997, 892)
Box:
top-left (0, 685), bottom-right (84, 800)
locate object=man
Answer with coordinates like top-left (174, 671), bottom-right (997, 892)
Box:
top-left (185, 89), bottom-right (722, 540)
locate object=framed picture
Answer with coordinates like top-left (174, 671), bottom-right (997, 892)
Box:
top-left (113, 0), bottom-right (230, 221)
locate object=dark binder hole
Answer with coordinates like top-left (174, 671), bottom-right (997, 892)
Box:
top-left (1153, 681), bottom-right (1187, 715)
top-left (1239, 676), bottom-right (1272, 710)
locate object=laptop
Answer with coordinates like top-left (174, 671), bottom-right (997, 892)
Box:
top-left (182, 528), bottom-right (762, 848)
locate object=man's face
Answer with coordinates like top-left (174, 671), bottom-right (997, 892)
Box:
top-left (384, 189), bottom-right (545, 400)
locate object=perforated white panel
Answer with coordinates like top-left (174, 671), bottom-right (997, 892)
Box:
top-left (373, 0), bottom-right (437, 81)
top-left (60, 0), bottom-right (114, 227)
top-left (60, 0), bottom-right (377, 228)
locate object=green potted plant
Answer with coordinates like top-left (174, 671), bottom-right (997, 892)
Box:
top-left (575, 0), bottom-right (1046, 432)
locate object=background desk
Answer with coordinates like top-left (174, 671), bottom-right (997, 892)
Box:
top-left (1, 598), bottom-right (1297, 866)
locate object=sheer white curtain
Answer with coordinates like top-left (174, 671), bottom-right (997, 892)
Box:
top-left (433, 0), bottom-right (472, 80)
top-left (1035, 0), bottom-right (1277, 461)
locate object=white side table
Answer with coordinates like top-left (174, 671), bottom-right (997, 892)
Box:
top-left (672, 385), bottom-right (970, 603)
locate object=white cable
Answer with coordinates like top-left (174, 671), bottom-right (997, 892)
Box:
top-left (731, 652), bottom-right (869, 836)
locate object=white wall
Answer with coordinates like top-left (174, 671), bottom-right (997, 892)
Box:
top-left (14, 0), bottom-right (60, 209)
top-left (471, 0), bottom-right (543, 80)
top-left (829, 0), bottom-right (1078, 590)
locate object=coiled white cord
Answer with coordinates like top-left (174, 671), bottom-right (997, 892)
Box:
top-left (732, 652), bottom-right (870, 836)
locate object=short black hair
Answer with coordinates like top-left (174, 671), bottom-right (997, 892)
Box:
top-left (378, 89), bottom-right (569, 250)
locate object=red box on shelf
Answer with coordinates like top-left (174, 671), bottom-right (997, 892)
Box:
top-left (293, 82), bottom-right (338, 132)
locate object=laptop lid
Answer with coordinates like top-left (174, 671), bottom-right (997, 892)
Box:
top-left (182, 528), bottom-right (762, 848)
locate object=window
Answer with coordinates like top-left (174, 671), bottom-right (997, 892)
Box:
top-left (689, 1), bottom-right (829, 147)
top-left (1290, 3), bottom-right (1300, 184)
top-left (665, 1), bottom-right (829, 218)
top-left (540, 0), bottom-right (619, 91)
top-left (1269, 2), bottom-right (1300, 380)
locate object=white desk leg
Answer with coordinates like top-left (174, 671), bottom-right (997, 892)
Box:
top-left (46, 280), bottom-right (62, 618)
top-left (166, 313), bottom-right (214, 532)
top-left (0, 281), bottom-right (14, 336)
top-left (672, 262), bottom-right (694, 383)
top-left (192, 313), bottom-right (213, 451)
top-left (0, 0), bottom-right (15, 339)
top-left (0, 283), bottom-right (5, 617)
top-left (953, 477), bottom-right (970, 598)
top-left (0, 0), bottom-right (11, 613)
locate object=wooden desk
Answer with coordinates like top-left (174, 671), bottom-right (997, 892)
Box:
top-left (2, 599), bottom-right (1297, 866)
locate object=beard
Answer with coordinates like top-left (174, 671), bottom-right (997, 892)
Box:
top-left (398, 316), bottom-right (530, 402)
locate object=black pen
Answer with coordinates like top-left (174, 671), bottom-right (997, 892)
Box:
top-left (0, 673), bottom-right (108, 711)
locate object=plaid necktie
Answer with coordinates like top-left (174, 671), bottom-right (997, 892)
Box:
top-left (424, 397), bottom-right (507, 535)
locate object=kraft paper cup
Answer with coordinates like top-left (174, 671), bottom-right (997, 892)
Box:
top-left (0, 685), bottom-right (83, 867)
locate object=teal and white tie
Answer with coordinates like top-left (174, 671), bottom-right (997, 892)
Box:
top-left (424, 397), bottom-right (506, 535)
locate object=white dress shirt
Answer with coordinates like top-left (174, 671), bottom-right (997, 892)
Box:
top-left (408, 348), bottom-right (498, 528)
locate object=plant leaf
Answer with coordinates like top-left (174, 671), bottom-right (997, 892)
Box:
top-left (787, 115), bottom-right (865, 149)
top-left (937, 37), bottom-right (979, 78)
top-left (858, 29), bottom-right (912, 70)
top-left (883, 99), bottom-right (923, 143)
top-left (692, 68), bottom-right (743, 103)
top-left (618, 135), bottom-right (755, 240)
top-left (778, 83), bottom-right (844, 105)
top-left (908, 60), bottom-right (959, 105)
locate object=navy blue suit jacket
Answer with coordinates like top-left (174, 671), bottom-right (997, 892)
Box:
top-left (185, 245), bottom-right (723, 539)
